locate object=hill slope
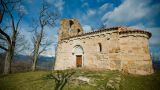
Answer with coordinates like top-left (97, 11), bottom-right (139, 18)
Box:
top-left (0, 70), bottom-right (160, 90)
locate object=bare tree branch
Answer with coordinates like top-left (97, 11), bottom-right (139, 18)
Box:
top-left (0, 44), bottom-right (7, 51)
top-left (0, 36), bottom-right (6, 41)
top-left (15, 14), bottom-right (23, 31)
top-left (0, 28), bottom-right (11, 44)
top-left (38, 40), bottom-right (52, 55)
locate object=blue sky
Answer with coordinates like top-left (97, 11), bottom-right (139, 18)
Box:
top-left (19, 0), bottom-right (160, 57)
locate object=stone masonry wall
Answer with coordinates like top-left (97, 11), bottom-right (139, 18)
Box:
top-left (119, 33), bottom-right (153, 75)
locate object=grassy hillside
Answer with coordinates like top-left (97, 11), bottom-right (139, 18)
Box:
top-left (0, 70), bottom-right (160, 90)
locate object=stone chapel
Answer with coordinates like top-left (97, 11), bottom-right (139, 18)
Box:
top-left (54, 18), bottom-right (154, 75)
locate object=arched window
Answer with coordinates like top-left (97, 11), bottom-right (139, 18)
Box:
top-left (98, 43), bottom-right (102, 52)
top-left (69, 20), bottom-right (74, 28)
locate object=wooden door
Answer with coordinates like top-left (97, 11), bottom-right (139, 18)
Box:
top-left (76, 55), bottom-right (82, 67)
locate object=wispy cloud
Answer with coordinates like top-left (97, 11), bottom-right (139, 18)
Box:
top-left (99, 3), bottom-right (113, 12)
top-left (53, 0), bottom-right (65, 12)
top-left (19, 5), bottom-right (28, 14)
top-left (87, 9), bottom-right (96, 16)
top-left (47, 0), bottom-right (65, 12)
top-left (81, 2), bottom-right (89, 8)
top-left (82, 25), bottom-right (92, 33)
top-left (102, 0), bottom-right (160, 26)
top-left (15, 4), bottom-right (28, 15)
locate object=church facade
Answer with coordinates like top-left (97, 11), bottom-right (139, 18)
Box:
top-left (54, 18), bottom-right (154, 75)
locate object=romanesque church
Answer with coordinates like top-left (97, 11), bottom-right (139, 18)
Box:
top-left (54, 18), bottom-right (153, 75)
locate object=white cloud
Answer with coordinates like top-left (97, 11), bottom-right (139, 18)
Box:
top-left (130, 23), bottom-right (146, 30)
top-left (82, 2), bottom-right (89, 8)
top-left (41, 46), bottom-right (55, 57)
top-left (99, 3), bottom-right (113, 11)
top-left (55, 0), bottom-right (65, 11)
top-left (20, 5), bottom-right (28, 14)
top-left (50, 0), bottom-right (65, 12)
top-left (131, 24), bottom-right (160, 46)
top-left (16, 4), bottom-right (28, 14)
top-left (82, 25), bottom-right (92, 32)
top-left (87, 9), bottom-right (96, 16)
top-left (146, 27), bottom-right (160, 46)
top-left (101, 0), bottom-right (159, 26)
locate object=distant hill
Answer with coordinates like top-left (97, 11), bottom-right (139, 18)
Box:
top-left (13, 54), bottom-right (55, 70)
top-left (37, 56), bottom-right (55, 70)
top-left (0, 53), bottom-right (55, 73)
top-left (153, 61), bottom-right (160, 70)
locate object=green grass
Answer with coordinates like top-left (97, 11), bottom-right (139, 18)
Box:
top-left (120, 71), bottom-right (160, 90)
top-left (0, 71), bottom-right (54, 90)
top-left (0, 70), bottom-right (160, 90)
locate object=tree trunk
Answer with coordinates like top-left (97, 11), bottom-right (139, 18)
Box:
top-left (32, 29), bottom-right (43, 71)
top-left (3, 47), bottom-right (14, 74)
top-left (3, 50), bottom-right (11, 74)
top-left (31, 38), bottom-right (41, 71)
top-left (3, 31), bottom-right (17, 74)
top-left (31, 47), bottom-right (39, 71)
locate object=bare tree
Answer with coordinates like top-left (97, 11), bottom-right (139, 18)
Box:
top-left (0, 0), bottom-right (25, 74)
top-left (31, 0), bottom-right (59, 71)
top-left (48, 70), bottom-right (75, 90)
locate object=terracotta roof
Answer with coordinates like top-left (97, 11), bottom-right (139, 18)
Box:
top-left (117, 26), bottom-right (152, 38)
top-left (62, 26), bottom-right (152, 40)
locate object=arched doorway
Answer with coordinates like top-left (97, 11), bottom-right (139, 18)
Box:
top-left (73, 45), bottom-right (84, 67)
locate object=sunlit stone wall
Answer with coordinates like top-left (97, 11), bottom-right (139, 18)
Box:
top-left (54, 19), bottom-right (153, 75)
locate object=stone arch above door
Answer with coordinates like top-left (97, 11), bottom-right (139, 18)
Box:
top-left (72, 45), bottom-right (84, 55)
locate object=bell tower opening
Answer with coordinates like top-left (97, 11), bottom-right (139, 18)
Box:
top-left (69, 20), bottom-right (74, 28)
top-left (77, 29), bottom-right (81, 33)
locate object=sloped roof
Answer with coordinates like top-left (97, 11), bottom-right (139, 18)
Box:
top-left (62, 26), bottom-right (152, 40)
top-left (117, 26), bottom-right (151, 38)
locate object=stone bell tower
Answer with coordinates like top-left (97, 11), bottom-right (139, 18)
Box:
top-left (58, 18), bottom-right (84, 41)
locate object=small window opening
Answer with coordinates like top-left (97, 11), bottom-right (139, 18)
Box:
top-left (77, 29), bottom-right (81, 33)
top-left (69, 20), bottom-right (74, 28)
top-left (98, 43), bottom-right (102, 52)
